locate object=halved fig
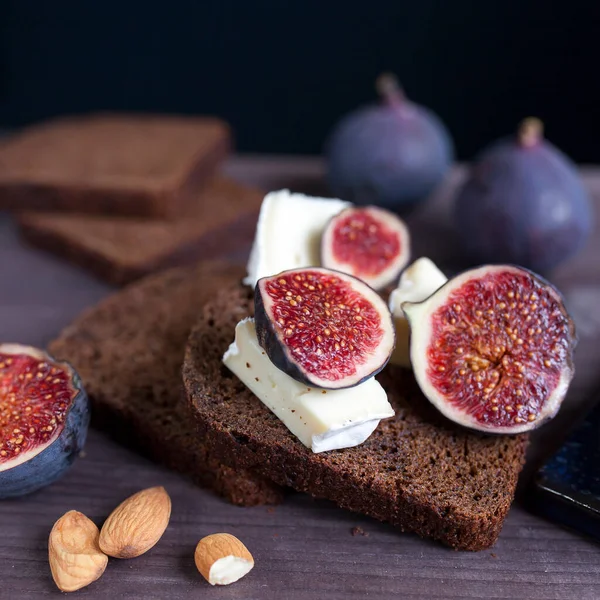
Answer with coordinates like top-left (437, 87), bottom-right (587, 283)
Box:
top-left (255, 267), bottom-right (395, 389)
top-left (321, 206), bottom-right (410, 290)
top-left (0, 344), bottom-right (89, 498)
top-left (403, 265), bottom-right (576, 434)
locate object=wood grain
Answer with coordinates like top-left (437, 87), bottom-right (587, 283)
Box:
top-left (0, 157), bottom-right (599, 599)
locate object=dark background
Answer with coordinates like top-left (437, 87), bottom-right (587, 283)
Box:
top-left (1, 1), bottom-right (598, 160)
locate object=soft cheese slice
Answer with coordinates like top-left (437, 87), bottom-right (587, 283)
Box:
top-left (244, 190), bottom-right (350, 288)
top-left (223, 318), bottom-right (394, 453)
top-left (388, 257), bottom-right (447, 368)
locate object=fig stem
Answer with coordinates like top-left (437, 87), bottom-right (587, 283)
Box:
top-left (376, 73), bottom-right (405, 105)
top-left (518, 117), bottom-right (544, 148)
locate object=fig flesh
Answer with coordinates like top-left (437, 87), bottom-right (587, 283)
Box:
top-left (453, 118), bottom-right (593, 273)
top-left (403, 265), bottom-right (575, 434)
top-left (326, 74), bottom-right (453, 213)
top-left (255, 267), bottom-right (395, 389)
top-left (388, 257), bottom-right (447, 368)
top-left (321, 205), bottom-right (411, 290)
top-left (0, 344), bottom-right (89, 498)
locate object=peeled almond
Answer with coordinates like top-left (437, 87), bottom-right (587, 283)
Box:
top-left (195, 533), bottom-right (254, 585)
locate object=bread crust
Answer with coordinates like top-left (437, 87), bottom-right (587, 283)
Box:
top-left (17, 178), bottom-right (263, 285)
top-left (0, 114), bottom-right (231, 218)
top-left (48, 262), bottom-right (283, 506)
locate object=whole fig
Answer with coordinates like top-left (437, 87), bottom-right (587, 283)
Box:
top-left (453, 118), bottom-right (593, 273)
top-left (325, 74), bottom-right (454, 213)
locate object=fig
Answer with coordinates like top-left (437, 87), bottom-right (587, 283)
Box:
top-left (325, 73), bottom-right (454, 213)
top-left (403, 265), bottom-right (576, 434)
top-left (255, 267), bottom-right (395, 389)
top-left (454, 118), bottom-right (593, 273)
top-left (320, 205), bottom-right (411, 290)
top-left (0, 344), bottom-right (89, 498)
top-left (388, 257), bottom-right (447, 368)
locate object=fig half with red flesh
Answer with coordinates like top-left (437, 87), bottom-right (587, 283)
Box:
top-left (255, 267), bottom-right (395, 389)
top-left (321, 206), bottom-right (410, 290)
top-left (403, 265), bottom-right (576, 434)
top-left (0, 344), bottom-right (89, 498)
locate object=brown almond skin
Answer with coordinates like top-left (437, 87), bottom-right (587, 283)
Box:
top-left (99, 486), bottom-right (171, 559)
top-left (49, 510), bottom-right (108, 592)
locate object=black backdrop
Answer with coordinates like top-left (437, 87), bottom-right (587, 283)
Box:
top-left (1, 1), bottom-right (598, 161)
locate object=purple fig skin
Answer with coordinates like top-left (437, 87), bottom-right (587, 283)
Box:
top-left (326, 75), bottom-right (454, 213)
top-left (454, 120), bottom-right (593, 274)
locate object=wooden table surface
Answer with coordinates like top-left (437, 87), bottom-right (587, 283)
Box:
top-left (1, 156), bottom-right (599, 599)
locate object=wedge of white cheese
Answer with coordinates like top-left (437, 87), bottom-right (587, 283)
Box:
top-left (223, 318), bottom-right (394, 453)
top-left (244, 190), bottom-right (350, 288)
top-left (388, 257), bottom-right (447, 368)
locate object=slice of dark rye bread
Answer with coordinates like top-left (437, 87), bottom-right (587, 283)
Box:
top-left (0, 113), bottom-right (231, 218)
top-left (18, 177), bottom-right (263, 286)
top-left (183, 283), bottom-right (530, 551)
top-left (48, 262), bottom-right (283, 506)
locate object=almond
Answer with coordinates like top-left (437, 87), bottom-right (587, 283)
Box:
top-left (49, 510), bottom-right (108, 592)
top-left (99, 486), bottom-right (171, 558)
top-left (195, 533), bottom-right (254, 585)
